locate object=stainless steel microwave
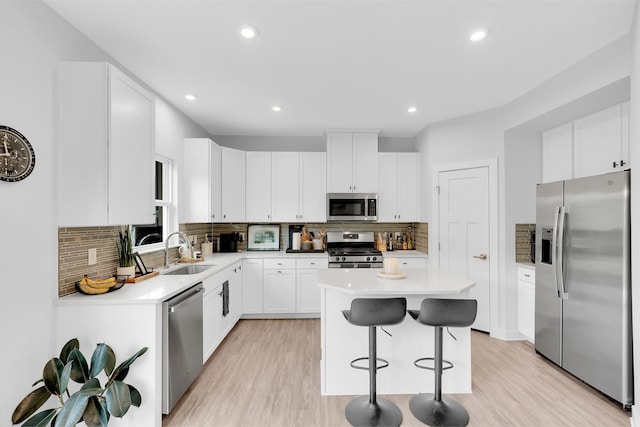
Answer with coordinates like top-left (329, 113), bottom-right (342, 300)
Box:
top-left (327, 193), bottom-right (377, 221)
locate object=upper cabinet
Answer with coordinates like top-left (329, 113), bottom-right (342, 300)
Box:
top-left (181, 138), bottom-right (222, 223)
top-left (58, 62), bottom-right (155, 226)
top-left (246, 151), bottom-right (273, 222)
top-left (542, 102), bottom-right (630, 183)
top-left (377, 152), bottom-right (420, 222)
top-left (220, 147), bottom-right (246, 222)
top-left (326, 132), bottom-right (378, 193)
top-left (271, 152), bottom-right (326, 222)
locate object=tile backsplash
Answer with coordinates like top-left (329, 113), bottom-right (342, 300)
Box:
top-left (515, 223), bottom-right (535, 263)
top-left (59, 222), bottom-right (428, 297)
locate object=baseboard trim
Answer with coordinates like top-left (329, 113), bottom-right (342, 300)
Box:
top-left (630, 405), bottom-right (638, 427)
top-left (490, 328), bottom-right (530, 341)
top-left (241, 313), bottom-right (320, 319)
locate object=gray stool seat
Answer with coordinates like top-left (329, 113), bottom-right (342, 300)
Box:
top-left (342, 297), bottom-right (407, 427)
top-left (408, 298), bottom-right (477, 427)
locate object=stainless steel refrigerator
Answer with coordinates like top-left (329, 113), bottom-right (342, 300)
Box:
top-left (535, 170), bottom-right (632, 407)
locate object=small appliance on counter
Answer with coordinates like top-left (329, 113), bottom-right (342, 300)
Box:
top-left (285, 224), bottom-right (325, 253)
top-left (219, 232), bottom-right (240, 252)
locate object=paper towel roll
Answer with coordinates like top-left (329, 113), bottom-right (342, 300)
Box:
top-left (292, 233), bottom-right (301, 250)
top-left (201, 241), bottom-right (213, 255)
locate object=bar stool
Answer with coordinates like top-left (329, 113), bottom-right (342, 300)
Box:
top-left (342, 297), bottom-right (407, 427)
top-left (408, 298), bottom-right (477, 427)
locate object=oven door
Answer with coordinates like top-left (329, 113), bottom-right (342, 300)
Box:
top-left (327, 193), bottom-right (377, 221)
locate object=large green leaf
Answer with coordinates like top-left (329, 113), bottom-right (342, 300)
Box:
top-left (104, 345), bottom-right (116, 377)
top-left (43, 358), bottom-right (64, 396)
top-left (67, 348), bottom-right (89, 383)
top-left (59, 362), bottom-right (73, 396)
top-left (105, 381), bottom-right (131, 418)
top-left (128, 384), bottom-right (142, 407)
top-left (22, 408), bottom-right (57, 427)
top-left (59, 339), bottom-right (79, 363)
top-left (82, 396), bottom-right (108, 427)
top-left (89, 344), bottom-right (109, 378)
top-left (54, 392), bottom-right (89, 427)
top-left (11, 386), bottom-right (52, 424)
top-left (79, 377), bottom-right (103, 396)
top-left (110, 347), bottom-right (147, 383)
top-left (111, 367), bottom-right (128, 382)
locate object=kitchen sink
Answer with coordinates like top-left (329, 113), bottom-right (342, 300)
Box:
top-left (162, 264), bottom-right (215, 276)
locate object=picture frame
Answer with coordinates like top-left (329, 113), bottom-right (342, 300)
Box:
top-left (247, 224), bottom-right (281, 251)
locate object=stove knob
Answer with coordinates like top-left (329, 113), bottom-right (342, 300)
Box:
top-left (366, 256), bottom-right (371, 261)
top-left (341, 257), bottom-right (346, 262)
top-left (335, 257), bottom-right (340, 262)
top-left (372, 256), bottom-right (377, 261)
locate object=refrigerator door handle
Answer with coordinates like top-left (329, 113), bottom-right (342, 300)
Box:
top-left (556, 205), bottom-right (569, 299)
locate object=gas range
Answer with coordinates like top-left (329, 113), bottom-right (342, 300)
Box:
top-left (326, 231), bottom-right (383, 268)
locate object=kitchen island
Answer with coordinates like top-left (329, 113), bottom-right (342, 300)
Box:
top-left (318, 268), bottom-right (475, 396)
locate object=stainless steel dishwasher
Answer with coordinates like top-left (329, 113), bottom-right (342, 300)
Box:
top-left (162, 283), bottom-right (204, 414)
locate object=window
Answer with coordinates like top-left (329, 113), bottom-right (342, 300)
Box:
top-left (132, 157), bottom-right (172, 251)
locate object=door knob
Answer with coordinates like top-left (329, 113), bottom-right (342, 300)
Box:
top-left (473, 254), bottom-right (488, 260)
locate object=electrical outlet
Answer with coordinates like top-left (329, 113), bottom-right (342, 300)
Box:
top-left (189, 235), bottom-right (197, 245)
top-left (88, 248), bottom-right (97, 265)
top-left (239, 232), bottom-right (245, 241)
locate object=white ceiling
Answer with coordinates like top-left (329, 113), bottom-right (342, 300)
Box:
top-left (44, 0), bottom-right (635, 138)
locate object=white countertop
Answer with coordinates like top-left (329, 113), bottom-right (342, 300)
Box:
top-left (382, 250), bottom-right (428, 258)
top-left (517, 262), bottom-right (535, 269)
top-left (318, 268), bottom-right (474, 295)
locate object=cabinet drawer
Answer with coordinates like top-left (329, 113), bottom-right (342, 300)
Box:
top-left (263, 258), bottom-right (296, 270)
top-left (297, 258), bottom-right (328, 269)
top-left (517, 267), bottom-right (535, 283)
top-left (397, 258), bottom-right (427, 269)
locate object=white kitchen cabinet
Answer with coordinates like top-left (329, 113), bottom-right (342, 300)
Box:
top-left (542, 123), bottom-right (573, 183)
top-left (263, 258), bottom-right (296, 313)
top-left (228, 262), bottom-right (243, 325)
top-left (246, 152), bottom-right (273, 221)
top-left (517, 266), bottom-right (535, 343)
top-left (573, 102), bottom-right (630, 178)
top-left (221, 147), bottom-right (246, 222)
top-left (377, 153), bottom-right (420, 221)
top-left (181, 138), bottom-right (222, 223)
top-left (271, 152), bottom-right (327, 222)
top-left (296, 257), bottom-right (328, 314)
top-left (396, 257), bottom-right (427, 269)
top-left (203, 277), bottom-right (222, 363)
top-left (58, 62), bottom-right (155, 226)
top-left (242, 258), bottom-right (263, 314)
top-left (327, 132), bottom-right (378, 193)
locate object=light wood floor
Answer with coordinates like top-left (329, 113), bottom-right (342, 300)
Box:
top-left (163, 319), bottom-right (630, 426)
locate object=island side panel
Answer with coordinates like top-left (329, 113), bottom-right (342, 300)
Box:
top-left (321, 289), bottom-right (472, 396)
top-left (56, 303), bottom-right (162, 427)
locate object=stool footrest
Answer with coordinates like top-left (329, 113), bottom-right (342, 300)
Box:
top-left (414, 357), bottom-right (454, 371)
top-left (350, 356), bottom-right (390, 371)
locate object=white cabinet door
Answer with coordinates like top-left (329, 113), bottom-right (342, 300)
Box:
top-left (352, 133), bottom-right (378, 193)
top-left (573, 104), bottom-right (623, 178)
top-left (396, 153), bottom-right (419, 221)
top-left (182, 138), bottom-right (222, 223)
top-left (542, 123), bottom-right (573, 183)
top-left (229, 262), bottom-right (243, 325)
top-left (377, 153), bottom-right (397, 221)
top-left (397, 257), bottom-right (427, 269)
top-left (271, 152), bottom-right (300, 222)
top-left (621, 101), bottom-right (630, 170)
top-left (263, 269), bottom-right (296, 313)
top-left (517, 266), bottom-right (535, 343)
top-left (242, 259), bottom-right (263, 314)
top-left (203, 280), bottom-right (221, 363)
top-left (299, 152), bottom-right (327, 222)
top-left (246, 152), bottom-right (272, 222)
top-left (327, 133), bottom-right (354, 192)
top-left (296, 257), bottom-right (327, 313)
top-left (58, 62), bottom-right (155, 226)
top-left (221, 147), bottom-right (246, 222)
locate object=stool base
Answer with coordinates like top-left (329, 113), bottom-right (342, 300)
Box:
top-left (345, 396), bottom-right (403, 427)
top-left (409, 393), bottom-right (469, 426)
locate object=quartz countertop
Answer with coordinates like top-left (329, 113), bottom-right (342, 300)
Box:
top-left (318, 268), bottom-right (474, 295)
top-left (381, 250), bottom-right (428, 258)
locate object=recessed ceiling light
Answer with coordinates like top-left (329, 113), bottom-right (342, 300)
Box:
top-left (470, 28), bottom-right (489, 42)
top-left (185, 94), bottom-right (197, 101)
top-left (408, 106), bottom-right (417, 113)
top-left (240, 25), bottom-right (259, 39)
top-left (272, 105), bottom-right (282, 112)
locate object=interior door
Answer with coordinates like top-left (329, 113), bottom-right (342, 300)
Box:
top-left (438, 167), bottom-right (490, 332)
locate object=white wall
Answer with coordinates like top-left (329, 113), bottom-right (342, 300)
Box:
top-left (0, 2), bottom-right (209, 422)
top-left (416, 33), bottom-right (632, 339)
top-left (212, 135), bottom-right (416, 152)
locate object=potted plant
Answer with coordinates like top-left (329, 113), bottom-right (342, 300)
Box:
top-left (12, 338), bottom-right (147, 426)
top-left (117, 225), bottom-right (135, 279)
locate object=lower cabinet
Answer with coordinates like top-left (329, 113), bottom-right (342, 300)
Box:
top-left (296, 258), bottom-right (329, 313)
top-left (395, 256), bottom-right (427, 269)
top-left (517, 266), bottom-right (535, 343)
top-left (263, 258), bottom-right (296, 313)
top-left (242, 258), bottom-right (263, 314)
top-left (203, 261), bottom-right (243, 363)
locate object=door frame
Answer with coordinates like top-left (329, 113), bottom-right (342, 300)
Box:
top-left (430, 158), bottom-right (499, 335)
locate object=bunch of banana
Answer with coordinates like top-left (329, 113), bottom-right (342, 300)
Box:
top-left (78, 275), bottom-right (117, 295)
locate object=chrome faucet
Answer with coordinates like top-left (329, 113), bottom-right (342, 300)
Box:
top-left (164, 231), bottom-right (189, 269)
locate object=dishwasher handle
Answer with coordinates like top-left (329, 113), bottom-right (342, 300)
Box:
top-left (168, 286), bottom-right (203, 313)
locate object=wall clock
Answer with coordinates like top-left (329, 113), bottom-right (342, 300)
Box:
top-left (0, 126), bottom-right (35, 182)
